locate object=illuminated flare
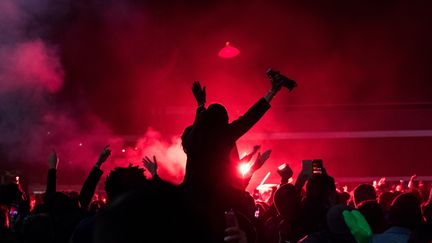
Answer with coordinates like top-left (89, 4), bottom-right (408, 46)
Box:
top-left (30, 199), bottom-right (36, 211)
top-left (239, 162), bottom-right (252, 177)
top-left (218, 41), bottom-right (240, 58)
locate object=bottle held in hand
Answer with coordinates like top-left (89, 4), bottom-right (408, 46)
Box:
top-left (266, 68), bottom-right (297, 91)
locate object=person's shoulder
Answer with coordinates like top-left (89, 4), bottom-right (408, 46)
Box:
top-left (71, 215), bottom-right (97, 243)
top-left (371, 226), bottom-right (411, 243)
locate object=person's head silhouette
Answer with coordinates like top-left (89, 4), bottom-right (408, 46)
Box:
top-left (205, 103), bottom-right (228, 128)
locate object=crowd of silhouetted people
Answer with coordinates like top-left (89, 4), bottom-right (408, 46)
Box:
top-left (1, 73), bottom-right (432, 242)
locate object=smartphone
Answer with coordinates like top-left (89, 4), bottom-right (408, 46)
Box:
top-left (302, 160), bottom-right (313, 176)
top-left (312, 159), bottom-right (323, 174)
top-left (225, 209), bottom-right (238, 228)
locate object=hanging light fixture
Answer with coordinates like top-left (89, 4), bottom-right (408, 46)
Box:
top-left (218, 41), bottom-right (240, 58)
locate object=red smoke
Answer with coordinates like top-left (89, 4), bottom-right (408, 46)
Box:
top-left (1, 0), bottom-right (432, 191)
top-left (112, 129), bottom-right (186, 184)
top-left (0, 40), bottom-right (63, 93)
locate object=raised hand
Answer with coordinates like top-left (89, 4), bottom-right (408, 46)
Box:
top-left (377, 177), bottom-right (386, 187)
top-left (48, 149), bottom-right (58, 169)
top-left (142, 155), bottom-right (158, 177)
top-left (96, 145), bottom-right (111, 167)
top-left (240, 145), bottom-right (261, 162)
top-left (408, 174), bottom-right (417, 189)
top-left (252, 145), bottom-right (261, 153)
top-left (343, 185), bottom-right (349, 192)
top-left (192, 81), bottom-right (206, 106)
top-left (266, 68), bottom-right (297, 92)
top-left (251, 149), bottom-right (271, 172)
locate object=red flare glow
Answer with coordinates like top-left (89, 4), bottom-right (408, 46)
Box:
top-left (239, 162), bottom-right (251, 176)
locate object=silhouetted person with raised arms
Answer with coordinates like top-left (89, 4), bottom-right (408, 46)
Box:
top-left (180, 70), bottom-right (296, 242)
top-left (182, 70), bottom-right (296, 194)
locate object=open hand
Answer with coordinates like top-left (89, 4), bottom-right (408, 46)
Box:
top-left (192, 81), bottom-right (206, 106)
top-left (251, 149), bottom-right (271, 172)
top-left (142, 155), bottom-right (158, 176)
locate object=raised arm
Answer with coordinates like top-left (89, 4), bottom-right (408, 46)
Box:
top-left (142, 155), bottom-right (162, 182)
top-left (408, 174), bottom-right (417, 190)
top-left (142, 155), bottom-right (159, 179)
top-left (264, 68), bottom-right (296, 102)
top-left (46, 149), bottom-right (58, 197)
top-left (230, 70), bottom-right (296, 140)
top-left (79, 145), bottom-right (111, 210)
top-left (182, 81), bottom-right (207, 151)
top-left (239, 145), bottom-right (261, 162)
top-left (191, 81), bottom-right (207, 122)
top-left (241, 149), bottom-right (272, 190)
top-left (192, 81), bottom-right (206, 109)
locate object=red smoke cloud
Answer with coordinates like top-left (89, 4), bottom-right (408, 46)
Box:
top-left (2, 0), bottom-right (432, 190)
top-left (110, 129), bottom-right (186, 184)
top-left (0, 40), bottom-right (64, 93)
